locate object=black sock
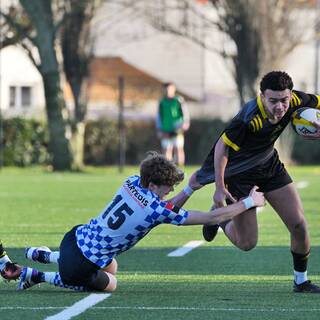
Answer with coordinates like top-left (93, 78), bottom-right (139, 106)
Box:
top-left (31, 270), bottom-right (45, 283)
top-left (291, 250), bottom-right (310, 272)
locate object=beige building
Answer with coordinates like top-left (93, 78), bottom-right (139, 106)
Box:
top-left (1, 1), bottom-right (319, 121)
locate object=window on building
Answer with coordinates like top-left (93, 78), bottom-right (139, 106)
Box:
top-left (9, 86), bottom-right (16, 107)
top-left (8, 85), bottom-right (32, 108)
top-left (21, 86), bottom-right (32, 107)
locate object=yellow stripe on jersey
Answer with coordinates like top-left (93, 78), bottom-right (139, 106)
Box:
top-left (253, 117), bottom-right (259, 130)
top-left (255, 115), bottom-right (263, 130)
top-left (290, 94), bottom-right (297, 107)
top-left (250, 121), bottom-right (256, 132)
top-left (257, 95), bottom-right (267, 119)
top-left (292, 92), bottom-right (301, 106)
top-left (250, 116), bottom-right (262, 132)
top-left (294, 92), bottom-right (301, 105)
top-left (256, 115), bottom-right (263, 129)
top-left (316, 95), bottom-right (320, 109)
top-left (221, 133), bottom-right (240, 151)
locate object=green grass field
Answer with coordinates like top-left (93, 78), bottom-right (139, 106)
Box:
top-left (1, 166), bottom-right (320, 320)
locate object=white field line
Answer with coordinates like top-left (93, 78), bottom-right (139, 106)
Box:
top-left (296, 181), bottom-right (309, 189)
top-left (208, 246), bottom-right (290, 251)
top-left (44, 293), bottom-right (111, 320)
top-left (167, 240), bottom-right (204, 257)
top-left (1, 306), bottom-right (320, 313)
top-left (91, 306), bottom-right (320, 312)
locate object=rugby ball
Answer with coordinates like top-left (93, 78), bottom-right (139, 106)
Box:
top-left (291, 107), bottom-right (320, 136)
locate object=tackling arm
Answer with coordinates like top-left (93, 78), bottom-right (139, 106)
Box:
top-left (183, 186), bottom-right (265, 225)
top-left (166, 172), bottom-right (203, 207)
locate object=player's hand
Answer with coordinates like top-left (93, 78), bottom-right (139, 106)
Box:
top-left (249, 186), bottom-right (265, 207)
top-left (214, 187), bottom-right (236, 207)
top-left (188, 172), bottom-right (203, 190)
top-left (0, 262), bottom-right (22, 281)
top-left (303, 121), bottom-right (320, 140)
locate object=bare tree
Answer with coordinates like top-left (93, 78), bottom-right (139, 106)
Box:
top-left (212, 0), bottom-right (261, 104)
top-left (0, 0), bottom-right (102, 170)
top-left (107, 0), bottom-right (315, 164)
top-left (0, 1), bottom-right (73, 170)
top-left (60, 0), bottom-right (101, 169)
top-left (209, 0), bottom-right (313, 102)
top-left (256, 0), bottom-right (314, 74)
top-left (135, 0), bottom-right (315, 104)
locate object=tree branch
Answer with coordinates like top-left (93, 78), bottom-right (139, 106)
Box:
top-left (0, 9), bottom-right (35, 46)
top-left (20, 41), bottom-right (41, 71)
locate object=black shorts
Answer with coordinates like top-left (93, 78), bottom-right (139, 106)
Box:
top-left (225, 151), bottom-right (292, 203)
top-left (59, 225), bottom-right (101, 287)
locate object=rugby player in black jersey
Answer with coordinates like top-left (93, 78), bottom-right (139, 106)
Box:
top-left (193, 71), bottom-right (320, 293)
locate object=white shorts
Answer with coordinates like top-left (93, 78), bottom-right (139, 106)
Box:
top-left (161, 133), bottom-right (184, 149)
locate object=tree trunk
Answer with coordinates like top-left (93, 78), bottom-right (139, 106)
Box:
top-left (42, 72), bottom-right (73, 170)
top-left (70, 121), bottom-right (86, 171)
top-left (60, 0), bottom-right (96, 169)
top-left (70, 78), bottom-right (88, 170)
top-left (69, 78), bottom-right (89, 169)
top-left (20, 0), bottom-right (73, 170)
top-left (225, 0), bottom-right (260, 104)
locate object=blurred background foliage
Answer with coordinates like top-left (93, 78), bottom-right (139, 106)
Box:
top-left (2, 117), bottom-right (320, 166)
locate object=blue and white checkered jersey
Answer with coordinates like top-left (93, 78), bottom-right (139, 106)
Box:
top-left (76, 175), bottom-right (189, 268)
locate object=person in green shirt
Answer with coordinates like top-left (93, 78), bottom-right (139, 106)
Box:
top-left (157, 83), bottom-right (190, 166)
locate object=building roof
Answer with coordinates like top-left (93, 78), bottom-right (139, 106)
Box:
top-left (64, 57), bottom-right (198, 103)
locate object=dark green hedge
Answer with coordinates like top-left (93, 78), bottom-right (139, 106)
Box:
top-left (84, 119), bottom-right (161, 165)
top-left (292, 135), bottom-right (320, 164)
top-left (1, 117), bottom-right (49, 167)
top-left (84, 118), bottom-right (224, 165)
top-left (2, 117), bottom-right (320, 166)
top-left (184, 119), bottom-right (225, 164)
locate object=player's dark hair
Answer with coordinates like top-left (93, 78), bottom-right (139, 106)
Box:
top-left (260, 71), bottom-right (294, 93)
top-left (140, 151), bottom-right (184, 188)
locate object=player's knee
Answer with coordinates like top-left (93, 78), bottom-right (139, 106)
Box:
top-left (238, 239), bottom-right (257, 251)
top-left (291, 220), bottom-right (309, 240)
top-left (109, 259), bottom-right (118, 275)
top-left (102, 259), bottom-right (118, 275)
top-left (104, 274), bottom-right (117, 292)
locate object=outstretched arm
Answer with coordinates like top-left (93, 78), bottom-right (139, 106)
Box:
top-left (183, 186), bottom-right (265, 225)
top-left (167, 172), bottom-right (203, 207)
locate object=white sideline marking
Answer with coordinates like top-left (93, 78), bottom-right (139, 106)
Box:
top-left (168, 240), bottom-right (204, 257)
top-left (209, 246), bottom-right (290, 251)
top-left (296, 181), bottom-right (309, 189)
top-left (1, 306), bottom-right (320, 312)
top-left (94, 306), bottom-right (320, 312)
top-left (44, 293), bottom-right (111, 320)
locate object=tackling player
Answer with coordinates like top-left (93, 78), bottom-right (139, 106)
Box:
top-left (11, 152), bottom-right (265, 292)
top-left (195, 71), bottom-right (320, 293)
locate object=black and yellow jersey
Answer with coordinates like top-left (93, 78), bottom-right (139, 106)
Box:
top-left (197, 90), bottom-right (320, 185)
